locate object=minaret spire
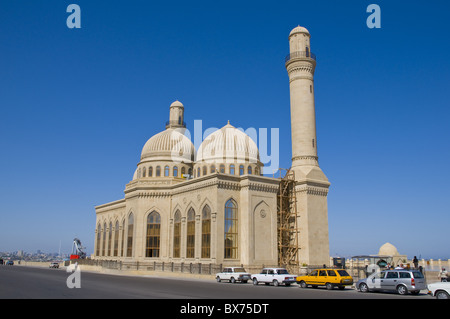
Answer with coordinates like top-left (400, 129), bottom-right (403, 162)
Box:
top-left (285, 25), bottom-right (330, 266)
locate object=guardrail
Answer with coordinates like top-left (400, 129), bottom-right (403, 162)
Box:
top-left (285, 51), bottom-right (316, 63)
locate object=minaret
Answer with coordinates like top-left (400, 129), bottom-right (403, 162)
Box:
top-left (285, 26), bottom-right (330, 266)
top-left (166, 100), bottom-right (186, 129)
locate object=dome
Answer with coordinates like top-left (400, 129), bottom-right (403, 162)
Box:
top-left (196, 122), bottom-right (259, 164)
top-left (289, 25), bottom-right (310, 37)
top-left (170, 100), bottom-right (184, 108)
top-left (378, 242), bottom-right (399, 256)
top-left (140, 128), bottom-right (194, 163)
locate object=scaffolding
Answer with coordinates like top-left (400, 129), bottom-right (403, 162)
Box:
top-left (276, 168), bottom-right (300, 271)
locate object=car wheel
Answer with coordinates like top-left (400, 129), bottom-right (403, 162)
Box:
top-left (230, 277), bottom-right (236, 284)
top-left (252, 278), bottom-right (258, 286)
top-left (436, 290), bottom-right (450, 299)
top-left (359, 283), bottom-right (369, 293)
top-left (216, 276), bottom-right (221, 283)
top-left (396, 285), bottom-right (408, 295)
top-left (299, 281), bottom-right (307, 288)
top-left (326, 283), bottom-right (334, 290)
top-left (273, 280), bottom-right (279, 287)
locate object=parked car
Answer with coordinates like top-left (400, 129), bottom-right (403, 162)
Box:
top-left (296, 268), bottom-right (353, 290)
top-left (216, 267), bottom-right (251, 283)
top-left (6, 260), bottom-right (14, 265)
top-left (356, 269), bottom-right (426, 295)
top-left (251, 268), bottom-right (297, 286)
top-left (427, 281), bottom-right (450, 299)
top-left (49, 262), bottom-right (60, 269)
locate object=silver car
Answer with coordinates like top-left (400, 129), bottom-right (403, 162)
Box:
top-left (356, 269), bottom-right (427, 295)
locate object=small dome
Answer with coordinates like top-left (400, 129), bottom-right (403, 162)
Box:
top-left (289, 25), bottom-right (310, 37)
top-left (141, 128), bottom-right (194, 163)
top-left (378, 242), bottom-right (399, 256)
top-left (196, 122), bottom-right (259, 164)
top-left (170, 100), bottom-right (184, 107)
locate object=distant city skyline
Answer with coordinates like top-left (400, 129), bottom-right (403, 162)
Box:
top-left (0, 0), bottom-right (449, 260)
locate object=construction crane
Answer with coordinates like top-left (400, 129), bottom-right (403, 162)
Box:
top-left (70, 238), bottom-right (87, 259)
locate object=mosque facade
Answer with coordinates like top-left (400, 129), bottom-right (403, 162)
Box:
top-left (93, 25), bottom-right (330, 267)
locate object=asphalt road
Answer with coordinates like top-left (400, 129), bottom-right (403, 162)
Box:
top-left (0, 265), bottom-right (432, 300)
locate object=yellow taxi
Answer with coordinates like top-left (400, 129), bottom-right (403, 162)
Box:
top-left (296, 268), bottom-right (353, 290)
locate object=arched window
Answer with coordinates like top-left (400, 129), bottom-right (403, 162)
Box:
top-left (148, 166), bottom-right (153, 177)
top-left (114, 220), bottom-right (119, 257)
top-left (142, 167), bottom-right (146, 177)
top-left (219, 164), bottom-right (225, 173)
top-left (102, 222), bottom-right (107, 256)
top-left (126, 213), bottom-right (134, 257)
top-left (181, 166), bottom-right (186, 176)
top-left (201, 205), bottom-right (211, 258)
top-left (121, 219), bottom-right (125, 257)
top-left (210, 165), bottom-right (215, 174)
top-left (239, 165), bottom-right (244, 175)
top-left (247, 165), bottom-right (252, 175)
top-left (197, 167), bottom-right (201, 178)
top-left (164, 166), bottom-right (170, 177)
top-left (108, 222), bottom-right (113, 256)
top-left (203, 166), bottom-right (207, 176)
top-left (186, 208), bottom-right (195, 258)
top-left (96, 224), bottom-right (101, 256)
top-left (156, 166), bottom-right (161, 177)
top-left (173, 210), bottom-right (181, 258)
top-left (224, 199), bottom-right (238, 259)
top-left (146, 211), bottom-right (161, 257)
top-left (229, 164), bottom-right (235, 175)
top-left (173, 166), bottom-right (178, 177)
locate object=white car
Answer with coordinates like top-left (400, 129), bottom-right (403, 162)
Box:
top-left (428, 281), bottom-right (450, 299)
top-left (251, 268), bottom-right (297, 286)
top-left (216, 267), bottom-right (251, 283)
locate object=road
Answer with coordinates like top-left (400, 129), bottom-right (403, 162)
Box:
top-left (0, 265), bottom-right (432, 300)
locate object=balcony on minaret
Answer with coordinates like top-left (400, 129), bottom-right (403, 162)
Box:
top-left (285, 50), bottom-right (316, 63)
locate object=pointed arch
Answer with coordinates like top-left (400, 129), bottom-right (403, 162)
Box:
top-left (173, 209), bottom-right (181, 258)
top-left (186, 207), bottom-right (196, 258)
top-left (224, 198), bottom-right (238, 259)
top-left (146, 211), bottom-right (161, 257)
top-left (201, 204), bottom-right (211, 258)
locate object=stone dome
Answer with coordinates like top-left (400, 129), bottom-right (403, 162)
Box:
top-left (378, 242), bottom-right (399, 256)
top-left (170, 100), bottom-right (184, 108)
top-left (140, 128), bottom-right (195, 163)
top-left (289, 25), bottom-right (310, 37)
top-left (196, 122), bottom-right (259, 164)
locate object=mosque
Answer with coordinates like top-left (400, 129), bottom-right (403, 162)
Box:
top-left (94, 25), bottom-right (331, 267)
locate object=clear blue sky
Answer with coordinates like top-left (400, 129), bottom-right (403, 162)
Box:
top-left (0, 0), bottom-right (449, 259)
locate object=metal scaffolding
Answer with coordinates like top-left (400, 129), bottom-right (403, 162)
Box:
top-left (276, 168), bottom-right (300, 271)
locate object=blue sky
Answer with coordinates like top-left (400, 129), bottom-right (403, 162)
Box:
top-left (0, 0), bottom-right (449, 259)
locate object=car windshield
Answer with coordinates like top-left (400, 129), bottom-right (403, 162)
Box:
top-left (277, 269), bottom-right (289, 274)
top-left (234, 268), bottom-right (246, 272)
top-left (337, 270), bottom-right (350, 276)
